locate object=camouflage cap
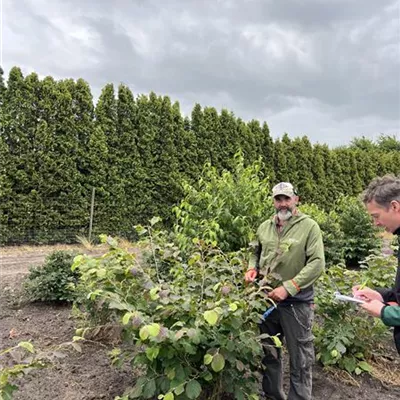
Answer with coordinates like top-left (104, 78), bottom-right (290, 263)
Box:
top-left (272, 182), bottom-right (296, 198)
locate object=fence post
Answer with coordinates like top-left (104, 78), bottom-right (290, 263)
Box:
top-left (89, 187), bottom-right (95, 242)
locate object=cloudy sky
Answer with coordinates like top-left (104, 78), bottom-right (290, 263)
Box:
top-left (2, 0), bottom-right (400, 146)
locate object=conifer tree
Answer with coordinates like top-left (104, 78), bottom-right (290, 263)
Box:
top-left (95, 83), bottom-right (122, 233)
top-left (2, 68), bottom-right (39, 242)
top-left (173, 101), bottom-right (199, 181)
top-left (261, 122), bottom-right (275, 183)
top-left (153, 95), bottom-right (181, 222)
top-left (218, 109), bottom-right (239, 170)
top-left (191, 103), bottom-right (209, 168)
top-left (291, 136), bottom-right (314, 203)
top-left (237, 118), bottom-right (257, 164)
top-left (273, 139), bottom-right (289, 183)
top-left (116, 84), bottom-right (143, 233)
top-left (281, 133), bottom-right (298, 185)
top-left (247, 120), bottom-right (263, 158)
top-left (202, 106), bottom-right (220, 168)
top-left (311, 144), bottom-right (328, 207)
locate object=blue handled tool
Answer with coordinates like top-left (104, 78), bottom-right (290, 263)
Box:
top-left (262, 305), bottom-right (276, 320)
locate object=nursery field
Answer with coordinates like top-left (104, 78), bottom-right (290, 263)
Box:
top-left (0, 245), bottom-right (399, 400)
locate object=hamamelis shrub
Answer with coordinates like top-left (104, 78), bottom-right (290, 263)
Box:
top-left (173, 152), bottom-right (274, 254)
top-left (314, 260), bottom-right (392, 374)
top-left (72, 230), bottom-right (276, 400)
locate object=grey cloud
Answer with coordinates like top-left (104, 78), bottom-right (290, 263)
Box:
top-left (3, 0), bottom-right (399, 143)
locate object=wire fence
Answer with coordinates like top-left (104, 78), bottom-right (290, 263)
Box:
top-left (1, 189), bottom-right (140, 246)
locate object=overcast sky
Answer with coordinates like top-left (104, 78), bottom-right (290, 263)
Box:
top-left (2, 0), bottom-right (400, 146)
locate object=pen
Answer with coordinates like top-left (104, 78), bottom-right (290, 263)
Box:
top-left (359, 279), bottom-right (369, 290)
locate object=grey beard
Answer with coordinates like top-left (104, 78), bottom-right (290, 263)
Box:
top-left (277, 210), bottom-right (293, 221)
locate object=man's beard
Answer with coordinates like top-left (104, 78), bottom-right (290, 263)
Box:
top-left (276, 209), bottom-right (293, 221)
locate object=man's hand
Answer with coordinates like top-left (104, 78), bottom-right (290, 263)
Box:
top-left (245, 269), bottom-right (258, 282)
top-left (268, 286), bottom-right (289, 302)
top-left (352, 286), bottom-right (384, 302)
top-left (360, 299), bottom-right (385, 318)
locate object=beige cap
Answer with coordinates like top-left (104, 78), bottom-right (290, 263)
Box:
top-left (272, 182), bottom-right (296, 198)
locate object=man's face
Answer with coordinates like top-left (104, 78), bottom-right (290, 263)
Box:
top-left (273, 195), bottom-right (298, 220)
top-left (366, 199), bottom-right (400, 233)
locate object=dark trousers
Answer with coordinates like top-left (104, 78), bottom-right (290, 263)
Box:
top-left (259, 303), bottom-right (315, 400)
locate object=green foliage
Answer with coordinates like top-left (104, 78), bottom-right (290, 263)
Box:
top-left (358, 251), bottom-right (398, 289)
top-left (1, 66), bottom-right (400, 245)
top-left (173, 152), bottom-right (274, 253)
top-left (298, 203), bottom-right (345, 266)
top-left (314, 258), bottom-right (394, 373)
top-left (0, 342), bottom-right (46, 400)
top-left (72, 231), bottom-right (274, 400)
top-left (24, 251), bottom-right (79, 302)
top-left (334, 196), bottom-right (380, 266)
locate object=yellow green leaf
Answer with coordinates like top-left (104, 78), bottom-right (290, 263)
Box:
top-left (204, 354), bottom-right (213, 365)
top-left (203, 310), bottom-right (218, 326)
top-left (229, 303), bottom-right (238, 312)
top-left (122, 312), bottom-right (133, 325)
top-left (164, 393), bottom-right (174, 400)
top-left (148, 323), bottom-right (161, 337)
top-left (139, 326), bottom-right (149, 340)
top-left (18, 341), bottom-right (34, 353)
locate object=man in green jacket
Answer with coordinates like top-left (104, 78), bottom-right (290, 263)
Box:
top-left (352, 175), bottom-right (400, 354)
top-left (245, 182), bottom-right (325, 400)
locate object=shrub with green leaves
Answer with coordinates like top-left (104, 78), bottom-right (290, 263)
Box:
top-left (0, 341), bottom-right (46, 399)
top-left (72, 231), bottom-right (276, 400)
top-left (314, 259), bottom-right (394, 373)
top-left (173, 152), bottom-right (274, 253)
top-left (24, 250), bottom-right (80, 302)
top-left (298, 203), bottom-right (345, 266)
top-left (334, 196), bottom-right (380, 267)
top-left (358, 251), bottom-right (398, 289)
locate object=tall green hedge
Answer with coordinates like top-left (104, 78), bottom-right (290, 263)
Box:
top-left (1, 66), bottom-right (399, 244)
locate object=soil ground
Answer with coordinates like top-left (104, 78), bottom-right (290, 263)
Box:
top-left (1, 245), bottom-right (399, 400)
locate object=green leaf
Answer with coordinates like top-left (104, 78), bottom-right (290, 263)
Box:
top-left (271, 335), bottom-right (282, 348)
top-left (150, 288), bottom-right (160, 300)
top-left (235, 359), bottom-right (245, 371)
top-left (204, 354), bottom-right (213, 365)
top-left (166, 367), bottom-right (175, 380)
top-left (174, 384), bottom-right (185, 395)
top-left (211, 353), bottom-right (225, 372)
top-left (96, 268), bottom-right (107, 278)
top-left (203, 310), bottom-right (218, 326)
top-left (229, 303), bottom-right (238, 312)
top-left (143, 379), bottom-right (156, 398)
top-left (18, 341), bottom-right (34, 353)
top-left (335, 342), bottom-right (346, 354)
top-left (145, 346), bottom-right (160, 361)
top-left (358, 361), bottom-right (372, 372)
top-left (122, 312), bottom-right (133, 325)
top-left (213, 282), bottom-right (221, 291)
top-left (164, 393), bottom-right (174, 400)
top-left (202, 371), bottom-right (213, 381)
top-left (234, 388), bottom-right (245, 400)
top-left (148, 323), bottom-right (161, 337)
top-left (150, 216), bottom-right (161, 226)
top-left (185, 380), bottom-right (202, 399)
top-left (139, 326), bottom-right (149, 341)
